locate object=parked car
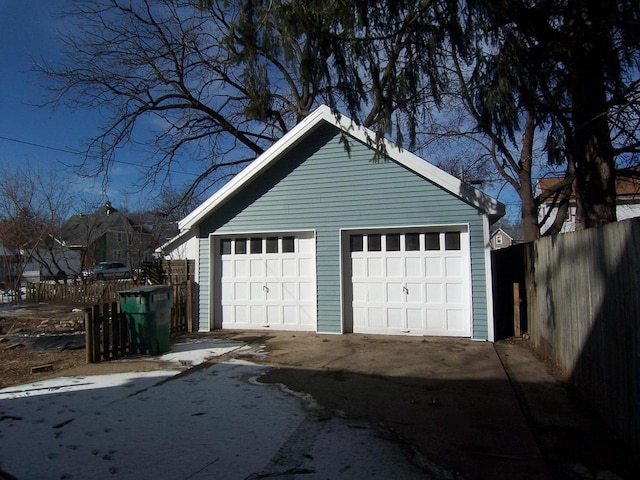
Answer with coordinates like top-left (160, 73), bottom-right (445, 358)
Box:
top-left (83, 262), bottom-right (131, 280)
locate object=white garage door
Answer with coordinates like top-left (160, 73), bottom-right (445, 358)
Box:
top-left (219, 232), bottom-right (316, 331)
top-left (350, 229), bottom-right (471, 336)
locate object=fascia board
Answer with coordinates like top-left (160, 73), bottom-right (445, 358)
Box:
top-left (157, 227), bottom-right (192, 253)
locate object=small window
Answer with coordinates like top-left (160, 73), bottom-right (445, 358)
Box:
top-left (425, 232), bottom-right (440, 250)
top-left (386, 234), bottom-right (400, 251)
top-left (235, 238), bottom-right (247, 254)
top-left (282, 236), bottom-right (295, 253)
top-left (496, 235), bottom-right (503, 245)
top-left (367, 234), bottom-right (382, 252)
top-left (445, 232), bottom-right (461, 250)
top-left (266, 237), bottom-right (278, 253)
top-left (250, 237), bottom-right (262, 254)
top-left (405, 233), bottom-right (420, 251)
top-left (221, 239), bottom-right (232, 255)
top-left (350, 235), bottom-right (364, 252)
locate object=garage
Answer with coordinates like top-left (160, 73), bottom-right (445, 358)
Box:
top-left (348, 228), bottom-right (471, 336)
top-left (216, 231), bottom-right (316, 331)
top-left (163, 106), bottom-right (503, 339)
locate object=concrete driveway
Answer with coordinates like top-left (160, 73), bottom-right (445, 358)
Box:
top-left (2, 332), bottom-right (632, 479)
top-left (225, 332), bottom-right (550, 479)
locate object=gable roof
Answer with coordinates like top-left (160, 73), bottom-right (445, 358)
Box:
top-left (491, 227), bottom-right (514, 241)
top-left (178, 105), bottom-right (504, 234)
top-left (61, 202), bottom-right (142, 248)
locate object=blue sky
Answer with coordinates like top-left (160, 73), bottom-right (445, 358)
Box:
top-left (0, 1), bottom-right (168, 212)
top-left (0, 1), bottom-right (521, 222)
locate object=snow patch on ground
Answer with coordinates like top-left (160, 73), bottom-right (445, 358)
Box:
top-left (156, 337), bottom-right (245, 367)
top-left (0, 338), bottom-right (433, 479)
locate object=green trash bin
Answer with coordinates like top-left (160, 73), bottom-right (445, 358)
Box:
top-left (119, 285), bottom-right (173, 355)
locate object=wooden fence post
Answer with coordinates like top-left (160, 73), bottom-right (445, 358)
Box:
top-left (513, 283), bottom-right (521, 337)
top-left (92, 304), bottom-right (101, 362)
top-left (101, 303), bottom-right (110, 361)
top-left (111, 301), bottom-right (119, 360)
top-left (85, 308), bottom-right (94, 364)
top-left (187, 280), bottom-right (194, 333)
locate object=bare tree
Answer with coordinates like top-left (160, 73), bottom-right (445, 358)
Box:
top-left (39, 0), bottom-right (348, 207)
top-left (0, 167), bottom-right (77, 290)
top-left (41, 0), bottom-right (638, 231)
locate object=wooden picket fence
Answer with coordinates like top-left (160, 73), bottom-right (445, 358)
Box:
top-left (85, 302), bottom-right (130, 363)
top-left (84, 280), bottom-right (196, 363)
top-left (171, 281), bottom-right (195, 334)
top-left (25, 280), bottom-right (139, 304)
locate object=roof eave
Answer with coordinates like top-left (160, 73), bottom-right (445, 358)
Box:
top-left (156, 228), bottom-right (192, 254)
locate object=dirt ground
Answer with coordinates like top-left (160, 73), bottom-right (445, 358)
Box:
top-left (0, 303), bottom-right (88, 389)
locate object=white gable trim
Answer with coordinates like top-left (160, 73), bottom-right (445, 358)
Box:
top-left (179, 105), bottom-right (504, 231)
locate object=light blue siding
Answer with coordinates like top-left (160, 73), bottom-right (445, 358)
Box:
top-left (197, 235), bottom-right (210, 331)
top-left (197, 123), bottom-right (491, 339)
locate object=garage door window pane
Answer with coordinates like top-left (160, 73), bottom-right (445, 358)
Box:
top-left (405, 233), bottom-right (420, 251)
top-left (282, 236), bottom-right (295, 253)
top-left (250, 238), bottom-right (262, 254)
top-left (368, 234), bottom-right (382, 252)
top-left (221, 239), bottom-right (232, 255)
top-left (235, 238), bottom-right (247, 254)
top-left (425, 232), bottom-right (440, 250)
top-left (350, 235), bottom-right (363, 252)
top-left (266, 237), bottom-right (278, 253)
top-left (386, 234), bottom-right (400, 251)
top-left (445, 232), bottom-right (461, 250)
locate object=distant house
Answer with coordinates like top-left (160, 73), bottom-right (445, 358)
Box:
top-left (160, 105), bottom-right (505, 340)
top-left (537, 170), bottom-right (640, 233)
top-left (21, 238), bottom-right (82, 283)
top-left (490, 227), bottom-right (515, 250)
top-left (1, 238), bottom-right (81, 285)
top-left (61, 202), bottom-right (154, 270)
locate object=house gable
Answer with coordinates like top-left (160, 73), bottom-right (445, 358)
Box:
top-left (180, 105), bottom-right (503, 232)
top-left (195, 122), bottom-right (498, 339)
top-left (61, 203), bottom-right (153, 266)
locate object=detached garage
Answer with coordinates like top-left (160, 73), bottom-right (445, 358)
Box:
top-left (161, 105), bottom-right (504, 340)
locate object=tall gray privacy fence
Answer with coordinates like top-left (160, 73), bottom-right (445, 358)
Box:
top-left (522, 217), bottom-right (640, 455)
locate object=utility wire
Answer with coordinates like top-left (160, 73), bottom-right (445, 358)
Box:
top-left (0, 134), bottom-right (198, 176)
top-left (0, 134), bottom-right (83, 156)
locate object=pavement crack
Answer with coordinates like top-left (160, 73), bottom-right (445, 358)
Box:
top-left (245, 467), bottom-right (316, 479)
top-left (183, 457), bottom-right (220, 479)
top-left (52, 418), bottom-right (74, 429)
top-left (0, 414), bottom-right (23, 422)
